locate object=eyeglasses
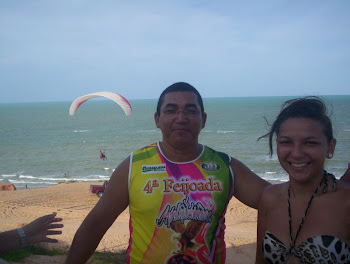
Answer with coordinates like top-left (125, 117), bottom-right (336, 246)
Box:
top-left (162, 109), bottom-right (200, 117)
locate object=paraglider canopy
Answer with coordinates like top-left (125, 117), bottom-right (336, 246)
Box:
top-left (69, 92), bottom-right (132, 116)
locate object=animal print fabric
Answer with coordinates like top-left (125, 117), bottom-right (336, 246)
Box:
top-left (263, 231), bottom-right (350, 263)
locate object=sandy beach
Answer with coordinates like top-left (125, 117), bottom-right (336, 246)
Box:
top-left (0, 182), bottom-right (257, 263)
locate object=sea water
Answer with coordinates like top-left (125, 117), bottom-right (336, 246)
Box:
top-left (0, 96), bottom-right (349, 189)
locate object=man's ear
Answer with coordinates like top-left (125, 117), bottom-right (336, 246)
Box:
top-left (154, 112), bottom-right (160, 128)
top-left (201, 112), bottom-right (207, 129)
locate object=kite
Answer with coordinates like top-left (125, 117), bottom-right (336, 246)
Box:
top-left (69, 92), bottom-right (132, 116)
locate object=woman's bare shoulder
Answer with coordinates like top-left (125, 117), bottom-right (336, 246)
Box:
top-left (259, 182), bottom-right (287, 209)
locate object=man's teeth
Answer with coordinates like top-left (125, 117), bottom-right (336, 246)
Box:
top-left (291, 163), bottom-right (307, 167)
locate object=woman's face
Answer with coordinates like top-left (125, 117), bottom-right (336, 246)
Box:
top-left (277, 117), bottom-right (336, 183)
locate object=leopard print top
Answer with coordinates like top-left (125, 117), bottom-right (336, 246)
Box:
top-left (263, 231), bottom-right (350, 263)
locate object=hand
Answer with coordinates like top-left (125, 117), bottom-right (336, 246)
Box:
top-left (23, 212), bottom-right (63, 245)
top-left (340, 163), bottom-right (350, 183)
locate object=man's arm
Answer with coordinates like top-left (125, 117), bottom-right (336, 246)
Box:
top-left (340, 163), bottom-right (350, 183)
top-left (65, 157), bottom-right (130, 264)
top-left (230, 158), bottom-right (270, 209)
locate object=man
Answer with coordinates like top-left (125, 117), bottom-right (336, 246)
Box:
top-left (66, 82), bottom-right (350, 263)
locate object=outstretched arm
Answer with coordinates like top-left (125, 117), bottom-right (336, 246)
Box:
top-left (65, 157), bottom-right (130, 264)
top-left (230, 158), bottom-right (270, 209)
top-left (340, 163), bottom-right (350, 183)
top-left (0, 212), bottom-right (63, 255)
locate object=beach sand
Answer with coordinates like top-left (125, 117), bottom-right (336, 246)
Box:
top-left (0, 182), bottom-right (257, 263)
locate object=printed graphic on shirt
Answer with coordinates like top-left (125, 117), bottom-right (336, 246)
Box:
top-left (142, 177), bottom-right (222, 195)
top-left (142, 164), bottom-right (166, 174)
top-left (158, 196), bottom-right (212, 263)
top-left (128, 143), bottom-right (233, 264)
top-left (156, 195), bottom-right (213, 229)
top-left (201, 162), bottom-right (221, 172)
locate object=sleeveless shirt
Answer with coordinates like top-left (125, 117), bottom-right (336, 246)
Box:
top-left (127, 142), bottom-right (234, 264)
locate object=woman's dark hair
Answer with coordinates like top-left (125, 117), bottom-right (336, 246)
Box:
top-left (258, 96), bottom-right (334, 156)
top-left (156, 82), bottom-right (204, 116)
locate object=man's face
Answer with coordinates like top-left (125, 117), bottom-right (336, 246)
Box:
top-left (154, 91), bottom-right (207, 148)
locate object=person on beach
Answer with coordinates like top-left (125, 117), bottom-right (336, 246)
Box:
top-left (65, 82), bottom-right (269, 264)
top-left (0, 212), bottom-right (63, 255)
top-left (255, 97), bottom-right (350, 263)
top-left (66, 82), bottom-right (350, 264)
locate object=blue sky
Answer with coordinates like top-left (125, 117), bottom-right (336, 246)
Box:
top-left (1, 1), bottom-right (349, 103)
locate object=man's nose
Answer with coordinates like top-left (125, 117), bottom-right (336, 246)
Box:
top-left (176, 110), bottom-right (188, 120)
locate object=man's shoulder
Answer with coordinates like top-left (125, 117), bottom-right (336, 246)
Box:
top-left (135, 142), bottom-right (158, 152)
top-left (202, 145), bottom-right (231, 165)
top-left (131, 143), bottom-right (160, 163)
top-left (203, 144), bottom-right (229, 156)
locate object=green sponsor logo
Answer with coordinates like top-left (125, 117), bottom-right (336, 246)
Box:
top-left (201, 162), bottom-right (221, 172)
top-left (142, 164), bottom-right (166, 174)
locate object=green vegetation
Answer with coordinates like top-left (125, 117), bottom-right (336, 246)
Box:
top-left (90, 250), bottom-right (127, 264)
top-left (1, 245), bottom-right (65, 262)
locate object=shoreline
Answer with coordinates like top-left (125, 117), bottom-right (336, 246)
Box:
top-left (2, 180), bottom-right (107, 191)
top-left (0, 182), bottom-right (258, 263)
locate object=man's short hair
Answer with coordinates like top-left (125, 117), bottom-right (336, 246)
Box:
top-left (156, 82), bottom-right (204, 115)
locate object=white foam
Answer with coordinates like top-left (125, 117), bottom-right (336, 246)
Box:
top-left (217, 130), bottom-right (235, 134)
top-left (19, 175), bottom-right (36, 179)
top-left (1, 174), bottom-right (18, 178)
top-left (73, 130), bottom-right (90, 133)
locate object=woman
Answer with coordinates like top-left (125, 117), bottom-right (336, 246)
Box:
top-left (256, 97), bottom-right (350, 263)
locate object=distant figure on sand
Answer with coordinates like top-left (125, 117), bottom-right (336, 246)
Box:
top-left (99, 151), bottom-right (107, 160)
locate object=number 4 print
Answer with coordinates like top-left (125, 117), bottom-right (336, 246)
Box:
top-left (143, 179), bottom-right (160, 193)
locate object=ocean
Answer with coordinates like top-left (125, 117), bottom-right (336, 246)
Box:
top-left (1, 96), bottom-right (349, 190)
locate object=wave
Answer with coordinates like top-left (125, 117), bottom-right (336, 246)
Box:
top-left (137, 129), bottom-right (158, 133)
top-left (73, 130), bottom-right (90, 133)
top-left (8, 175), bottom-right (110, 185)
top-left (103, 168), bottom-right (115, 172)
top-left (19, 175), bottom-right (37, 179)
top-left (10, 180), bottom-right (57, 185)
top-left (217, 130), bottom-right (236, 134)
top-left (1, 174), bottom-right (19, 178)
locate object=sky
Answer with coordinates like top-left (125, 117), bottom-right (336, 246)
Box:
top-left (1, 1), bottom-right (349, 103)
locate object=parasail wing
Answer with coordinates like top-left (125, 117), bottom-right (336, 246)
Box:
top-left (69, 92), bottom-right (132, 116)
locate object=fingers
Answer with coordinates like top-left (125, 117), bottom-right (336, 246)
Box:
top-left (50, 217), bottom-right (63, 224)
top-left (48, 223), bottom-right (64, 229)
top-left (43, 237), bottom-right (59, 243)
top-left (44, 212), bottom-right (58, 220)
top-left (47, 230), bottom-right (63, 236)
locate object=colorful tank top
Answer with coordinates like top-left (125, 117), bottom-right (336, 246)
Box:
top-left (127, 142), bottom-right (234, 264)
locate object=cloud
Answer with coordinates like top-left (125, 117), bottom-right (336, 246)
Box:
top-left (1, 1), bottom-right (349, 102)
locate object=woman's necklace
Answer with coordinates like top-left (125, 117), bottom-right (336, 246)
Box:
top-left (287, 170), bottom-right (337, 256)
